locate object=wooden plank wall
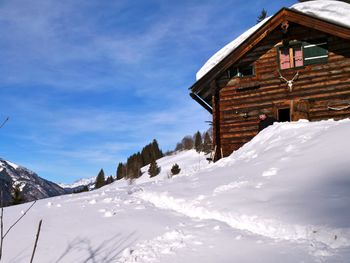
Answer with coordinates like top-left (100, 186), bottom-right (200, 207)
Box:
top-left (215, 23), bottom-right (350, 157)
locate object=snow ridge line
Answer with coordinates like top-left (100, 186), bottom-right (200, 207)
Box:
top-left (136, 191), bottom-right (350, 250)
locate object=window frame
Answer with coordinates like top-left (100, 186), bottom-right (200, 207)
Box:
top-left (277, 38), bottom-right (328, 70)
top-left (303, 39), bottom-right (328, 66)
top-left (277, 41), bottom-right (305, 71)
top-left (227, 64), bottom-right (256, 79)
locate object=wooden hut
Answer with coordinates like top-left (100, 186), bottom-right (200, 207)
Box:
top-left (190, 1), bottom-right (350, 160)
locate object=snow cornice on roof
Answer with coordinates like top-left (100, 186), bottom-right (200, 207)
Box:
top-left (290, 0), bottom-right (350, 30)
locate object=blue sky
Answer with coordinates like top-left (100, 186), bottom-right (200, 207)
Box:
top-left (0, 0), bottom-right (297, 183)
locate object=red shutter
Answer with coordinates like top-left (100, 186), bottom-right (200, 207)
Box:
top-left (294, 46), bottom-right (303, 67)
top-left (279, 48), bottom-right (290, 69)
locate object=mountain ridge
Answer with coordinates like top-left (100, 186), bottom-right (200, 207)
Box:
top-left (0, 159), bottom-right (68, 206)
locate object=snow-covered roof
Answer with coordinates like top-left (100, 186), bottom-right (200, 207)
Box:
top-left (196, 0), bottom-right (350, 81)
top-left (195, 17), bottom-right (271, 81)
top-left (292, 0), bottom-right (350, 29)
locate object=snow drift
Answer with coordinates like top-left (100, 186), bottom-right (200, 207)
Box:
top-left (2, 119), bottom-right (350, 262)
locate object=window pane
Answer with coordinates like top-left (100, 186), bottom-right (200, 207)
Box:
top-left (228, 67), bottom-right (239, 78)
top-left (279, 48), bottom-right (291, 69)
top-left (294, 46), bottom-right (303, 67)
top-left (239, 65), bottom-right (254, 76)
top-left (303, 40), bottom-right (328, 65)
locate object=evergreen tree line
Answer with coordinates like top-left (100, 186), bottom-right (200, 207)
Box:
top-left (174, 130), bottom-right (213, 154)
top-left (116, 139), bottom-right (163, 181)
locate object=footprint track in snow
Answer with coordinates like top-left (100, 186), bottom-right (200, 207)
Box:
top-left (136, 190), bottom-right (350, 257)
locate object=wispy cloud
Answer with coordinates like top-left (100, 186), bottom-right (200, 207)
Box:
top-left (0, 0), bottom-right (231, 91)
top-left (0, 0), bottom-right (296, 182)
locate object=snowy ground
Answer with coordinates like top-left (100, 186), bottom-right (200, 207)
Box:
top-left (2, 119), bottom-right (350, 262)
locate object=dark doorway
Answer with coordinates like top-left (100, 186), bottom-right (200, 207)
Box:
top-left (278, 108), bottom-right (291, 122)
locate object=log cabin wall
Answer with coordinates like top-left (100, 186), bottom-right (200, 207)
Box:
top-left (215, 23), bottom-right (350, 157)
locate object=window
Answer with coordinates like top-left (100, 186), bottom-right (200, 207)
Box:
top-left (278, 44), bottom-right (303, 69)
top-left (228, 65), bottom-right (255, 78)
top-left (303, 39), bottom-right (328, 65)
top-left (278, 39), bottom-right (328, 70)
top-left (239, 65), bottom-right (255, 76)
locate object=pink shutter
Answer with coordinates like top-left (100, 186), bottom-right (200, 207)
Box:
top-left (294, 46), bottom-right (303, 67)
top-left (279, 48), bottom-right (290, 69)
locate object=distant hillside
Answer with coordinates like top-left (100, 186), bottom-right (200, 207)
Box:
top-left (0, 159), bottom-right (68, 206)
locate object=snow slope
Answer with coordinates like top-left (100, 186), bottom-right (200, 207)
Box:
top-left (57, 150), bottom-right (209, 190)
top-left (196, 0), bottom-right (350, 80)
top-left (2, 119), bottom-right (350, 262)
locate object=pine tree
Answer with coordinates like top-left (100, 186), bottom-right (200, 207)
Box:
top-left (126, 153), bottom-right (142, 179)
top-left (140, 139), bottom-right (163, 167)
top-left (106, 175), bottom-right (114, 185)
top-left (12, 184), bottom-right (24, 205)
top-left (194, 131), bottom-right (203, 153)
top-left (182, 136), bottom-right (194, 150)
top-left (170, 163), bottom-right (181, 176)
top-left (175, 142), bottom-right (184, 151)
top-left (141, 144), bottom-right (152, 166)
top-left (116, 163), bottom-right (125, 180)
top-left (151, 139), bottom-right (163, 159)
top-left (135, 152), bottom-right (143, 178)
top-left (202, 132), bottom-right (213, 154)
top-left (95, 169), bottom-right (106, 189)
top-left (131, 154), bottom-right (138, 178)
top-left (148, 159), bottom-right (160, 177)
top-left (257, 8), bottom-right (267, 24)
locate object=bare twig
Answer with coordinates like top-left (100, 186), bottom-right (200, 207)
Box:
top-left (0, 192), bottom-right (3, 261)
top-left (0, 192), bottom-right (38, 262)
top-left (30, 219), bottom-right (42, 263)
top-left (3, 200), bottom-right (36, 239)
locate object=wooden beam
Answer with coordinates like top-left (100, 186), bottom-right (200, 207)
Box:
top-left (190, 93), bottom-right (213, 114)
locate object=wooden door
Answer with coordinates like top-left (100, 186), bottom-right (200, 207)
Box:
top-left (293, 99), bottom-right (309, 121)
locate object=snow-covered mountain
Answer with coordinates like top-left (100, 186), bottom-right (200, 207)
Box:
top-left (2, 119), bottom-right (350, 262)
top-left (0, 159), bottom-right (68, 206)
top-left (58, 176), bottom-right (96, 191)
